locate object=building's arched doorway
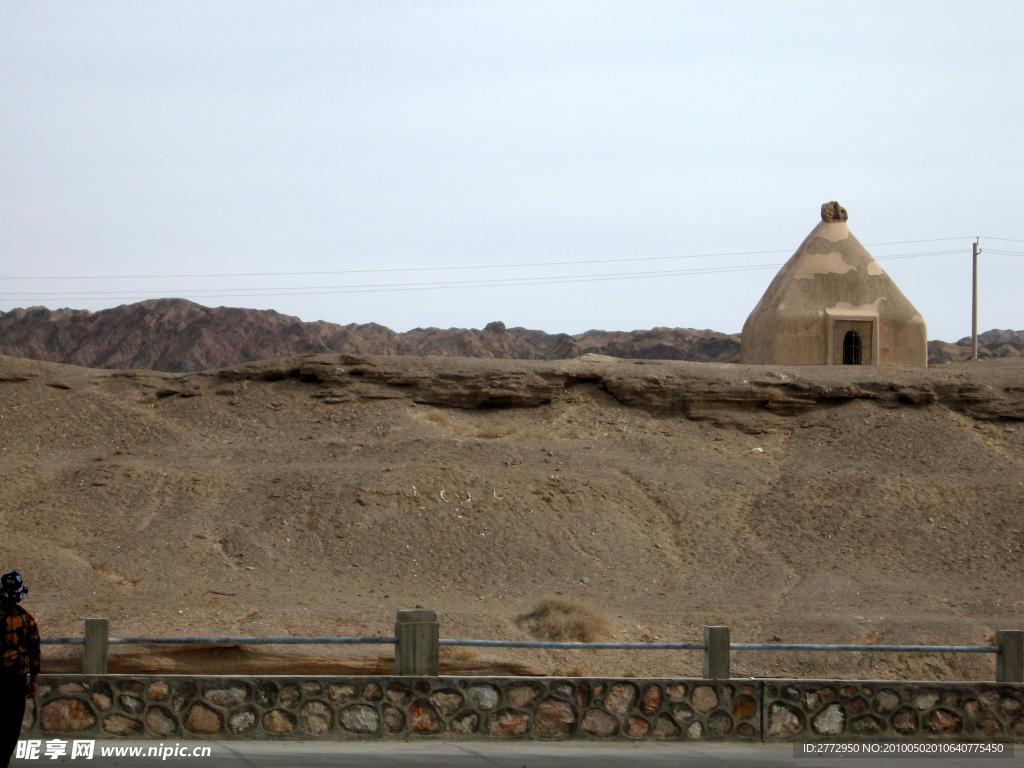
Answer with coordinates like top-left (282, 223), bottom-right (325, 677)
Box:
top-left (842, 330), bottom-right (862, 365)
top-left (832, 318), bottom-right (874, 365)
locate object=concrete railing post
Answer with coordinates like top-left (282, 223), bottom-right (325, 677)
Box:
top-left (83, 618), bottom-right (109, 674)
top-left (394, 609), bottom-right (439, 676)
top-left (996, 630), bottom-right (1023, 683)
top-left (703, 625), bottom-right (730, 680)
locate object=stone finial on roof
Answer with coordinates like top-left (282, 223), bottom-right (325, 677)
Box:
top-left (821, 201), bottom-right (848, 222)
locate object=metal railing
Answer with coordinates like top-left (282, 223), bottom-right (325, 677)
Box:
top-left (732, 643), bottom-right (998, 653)
top-left (43, 614), bottom-right (1023, 683)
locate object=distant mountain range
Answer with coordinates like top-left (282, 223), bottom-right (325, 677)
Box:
top-left (0, 298), bottom-right (1020, 372)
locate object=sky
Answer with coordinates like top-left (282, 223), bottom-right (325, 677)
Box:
top-left (2, 1), bottom-right (1022, 341)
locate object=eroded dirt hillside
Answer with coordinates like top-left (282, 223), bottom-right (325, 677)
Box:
top-left (1, 353), bottom-right (1022, 680)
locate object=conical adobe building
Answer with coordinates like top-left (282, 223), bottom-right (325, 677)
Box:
top-left (740, 202), bottom-right (928, 367)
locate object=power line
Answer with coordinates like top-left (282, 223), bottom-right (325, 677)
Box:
top-left (0, 236), bottom-right (983, 282)
top-left (0, 250), bottom-right (964, 300)
top-left (0, 250), bottom-right (971, 302)
top-left (0, 263), bottom-right (787, 301)
top-left (5, 248), bottom-right (795, 281)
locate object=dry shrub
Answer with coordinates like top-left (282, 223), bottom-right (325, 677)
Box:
top-left (424, 409), bottom-right (521, 439)
top-left (516, 597), bottom-right (613, 643)
top-left (425, 410), bottom-right (453, 429)
top-left (424, 409), bottom-right (474, 436)
top-left (440, 647), bottom-right (478, 663)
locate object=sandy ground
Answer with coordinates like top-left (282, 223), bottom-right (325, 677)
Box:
top-left (1, 353), bottom-right (1022, 680)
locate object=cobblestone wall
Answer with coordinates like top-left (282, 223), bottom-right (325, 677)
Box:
top-left (24, 676), bottom-right (760, 741)
top-left (26, 675), bottom-right (1024, 742)
top-left (763, 681), bottom-right (1024, 742)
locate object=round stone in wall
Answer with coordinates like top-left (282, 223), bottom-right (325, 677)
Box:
top-left (262, 709), bottom-right (296, 735)
top-left (450, 711), bottom-right (479, 736)
top-left (625, 716), bottom-right (649, 739)
top-left (184, 703), bottom-right (222, 735)
top-left (21, 700), bottom-right (35, 734)
top-left (228, 708), bottom-right (257, 735)
top-left (691, 686), bottom-right (718, 713)
top-left (467, 684), bottom-right (500, 712)
top-left (665, 684), bottom-right (687, 702)
top-left (550, 682), bottom-right (574, 700)
top-left (707, 710), bottom-right (733, 736)
top-left (147, 681), bottom-right (169, 701)
top-left (652, 713), bottom-right (680, 739)
top-left (340, 704), bottom-right (380, 734)
top-left (765, 702), bottom-right (802, 739)
top-left (173, 682), bottom-right (197, 715)
top-left (254, 682), bottom-right (278, 709)
top-left (874, 689), bottom-right (901, 714)
top-left (279, 685), bottom-right (301, 708)
top-left (382, 704), bottom-right (406, 734)
top-left (1011, 716), bottom-right (1024, 737)
top-left (361, 683), bottom-right (383, 702)
top-left (408, 701), bottom-right (442, 735)
top-left (41, 699), bottom-right (97, 733)
top-left (731, 695), bottom-right (756, 720)
top-left (849, 715), bottom-right (883, 735)
top-left (385, 683), bottom-right (411, 707)
top-left (671, 703), bottom-right (694, 723)
top-left (812, 703), bottom-right (845, 736)
top-left (581, 709), bottom-right (618, 737)
top-left (892, 707), bottom-right (918, 735)
top-left (91, 682), bottom-right (114, 713)
top-left (103, 715), bottom-right (143, 737)
top-left (507, 685), bottom-right (539, 709)
top-left (486, 710), bottom-right (530, 738)
top-left (977, 714), bottom-right (999, 736)
top-left (299, 701), bottom-right (332, 736)
top-left (925, 709), bottom-right (961, 735)
top-left (604, 684), bottom-right (637, 716)
top-left (640, 684), bottom-right (662, 716)
top-left (119, 695), bottom-right (144, 715)
top-left (326, 683), bottom-right (356, 704)
top-left (205, 686), bottom-right (249, 709)
top-left (430, 689), bottom-right (463, 717)
top-left (533, 699), bottom-right (575, 739)
top-left (145, 707), bottom-right (177, 737)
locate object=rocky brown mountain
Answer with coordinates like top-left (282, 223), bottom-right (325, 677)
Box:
top-left (0, 298), bottom-right (1018, 371)
top-left (928, 328), bottom-right (1024, 364)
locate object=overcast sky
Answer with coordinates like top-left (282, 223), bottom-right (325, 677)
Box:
top-left (2, 2), bottom-right (1021, 341)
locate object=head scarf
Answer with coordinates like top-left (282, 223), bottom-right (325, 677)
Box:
top-left (0, 571), bottom-right (28, 603)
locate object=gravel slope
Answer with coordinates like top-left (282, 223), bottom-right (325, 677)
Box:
top-left (1, 353), bottom-right (1022, 680)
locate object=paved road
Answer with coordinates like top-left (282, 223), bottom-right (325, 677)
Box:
top-left (14, 740), bottom-right (1018, 768)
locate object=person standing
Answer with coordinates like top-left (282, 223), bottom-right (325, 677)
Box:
top-left (0, 572), bottom-right (39, 768)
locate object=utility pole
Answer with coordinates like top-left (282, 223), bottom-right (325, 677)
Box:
top-left (971, 239), bottom-right (979, 360)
